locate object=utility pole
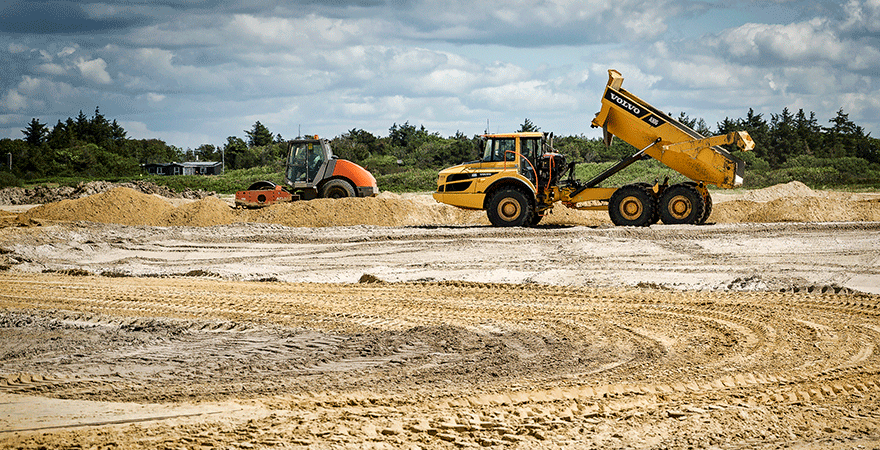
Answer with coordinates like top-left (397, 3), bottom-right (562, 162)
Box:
top-left (6, 152), bottom-right (10, 172)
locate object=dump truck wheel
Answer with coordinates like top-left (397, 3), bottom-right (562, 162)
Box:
top-left (609, 184), bottom-right (656, 227)
top-left (635, 182), bottom-right (661, 225)
top-left (698, 192), bottom-right (713, 224)
top-left (320, 179), bottom-right (355, 199)
top-left (682, 181), bottom-right (712, 224)
top-left (246, 180), bottom-right (277, 191)
top-left (660, 184), bottom-right (705, 225)
top-left (487, 189), bottom-right (532, 227)
top-left (530, 214), bottom-right (543, 227)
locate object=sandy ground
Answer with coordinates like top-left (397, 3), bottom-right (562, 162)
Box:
top-left (1, 183), bottom-right (880, 449)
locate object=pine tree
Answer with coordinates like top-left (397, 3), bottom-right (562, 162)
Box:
top-left (245, 121), bottom-right (274, 147)
top-left (518, 118), bottom-right (540, 132)
top-left (22, 118), bottom-right (48, 146)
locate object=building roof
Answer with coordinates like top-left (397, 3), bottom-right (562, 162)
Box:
top-left (142, 161), bottom-right (221, 167)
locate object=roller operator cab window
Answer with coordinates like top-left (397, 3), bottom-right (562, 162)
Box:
top-left (288, 143), bottom-right (325, 182)
top-left (482, 138), bottom-right (516, 162)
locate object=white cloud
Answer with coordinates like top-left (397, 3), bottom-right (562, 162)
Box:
top-left (76, 57), bottom-right (113, 84)
top-left (37, 63), bottom-right (66, 76)
top-left (716, 19), bottom-right (845, 62)
top-left (3, 89), bottom-right (28, 111)
top-left (472, 80), bottom-right (579, 111)
top-left (8, 43), bottom-right (29, 53)
top-left (841, 0), bottom-right (880, 33)
top-left (58, 46), bottom-right (77, 58)
top-left (2, 0), bottom-right (879, 148)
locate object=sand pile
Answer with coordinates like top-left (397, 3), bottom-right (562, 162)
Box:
top-left (16, 187), bottom-right (487, 228)
top-left (711, 181), bottom-right (880, 223)
top-left (10, 183), bottom-right (880, 228)
top-left (244, 192), bottom-right (487, 227)
top-left (0, 180), bottom-right (212, 205)
top-left (160, 196), bottom-right (240, 226)
top-left (21, 187), bottom-right (174, 226)
top-left (739, 181), bottom-right (815, 202)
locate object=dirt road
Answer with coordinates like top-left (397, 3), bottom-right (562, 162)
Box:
top-left (1, 184), bottom-right (880, 449)
top-left (2, 271), bottom-right (879, 449)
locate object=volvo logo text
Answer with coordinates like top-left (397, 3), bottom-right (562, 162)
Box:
top-left (606, 91), bottom-right (642, 116)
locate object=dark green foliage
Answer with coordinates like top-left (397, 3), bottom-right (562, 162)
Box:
top-left (221, 133), bottom-right (285, 171)
top-left (22, 118), bottom-right (48, 146)
top-left (5, 108), bottom-right (880, 192)
top-left (8, 108), bottom-right (180, 180)
top-left (330, 129), bottom-right (382, 163)
top-left (0, 171), bottom-right (22, 188)
top-left (519, 118), bottom-right (540, 132)
top-left (244, 121), bottom-right (274, 147)
top-left (375, 168), bottom-right (437, 193)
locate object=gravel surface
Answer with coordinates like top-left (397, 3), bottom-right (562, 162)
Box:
top-left (1, 183), bottom-right (879, 449)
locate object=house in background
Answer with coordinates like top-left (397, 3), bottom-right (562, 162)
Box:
top-left (142, 161), bottom-right (223, 176)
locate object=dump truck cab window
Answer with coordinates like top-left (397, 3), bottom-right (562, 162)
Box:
top-left (520, 137), bottom-right (540, 184)
top-left (482, 138), bottom-right (516, 162)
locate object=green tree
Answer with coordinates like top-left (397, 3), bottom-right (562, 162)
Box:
top-left (768, 107), bottom-right (797, 164)
top-left (223, 136), bottom-right (251, 169)
top-left (674, 112), bottom-right (711, 136)
top-left (195, 144), bottom-right (219, 162)
top-left (518, 118), bottom-right (540, 132)
top-left (47, 120), bottom-right (75, 149)
top-left (245, 121), bottom-right (274, 147)
top-left (554, 135), bottom-right (600, 162)
top-left (22, 118), bottom-right (49, 146)
top-left (794, 109), bottom-right (822, 157)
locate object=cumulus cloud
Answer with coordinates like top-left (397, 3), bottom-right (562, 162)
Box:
top-left (1, 0), bottom-right (878, 148)
top-left (715, 19), bottom-right (847, 64)
top-left (76, 57), bottom-right (112, 84)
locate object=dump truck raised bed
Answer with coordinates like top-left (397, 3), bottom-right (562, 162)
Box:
top-left (236, 136), bottom-right (378, 208)
top-left (433, 69), bottom-right (755, 227)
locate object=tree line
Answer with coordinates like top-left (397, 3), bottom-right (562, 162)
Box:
top-left (1, 106), bottom-right (878, 188)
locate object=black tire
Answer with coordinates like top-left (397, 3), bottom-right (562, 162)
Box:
top-left (487, 189), bottom-right (533, 227)
top-left (609, 184), bottom-right (656, 227)
top-left (247, 180), bottom-right (277, 191)
top-left (530, 213), bottom-right (543, 227)
top-left (659, 183), bottom-right (705, 225)
top-left (320, 179), bottom-right (355, 199)
top-left (635, 182), bottom-right (661, 225)
top-left (699, 193), bottom-right (713, 224)
top-left (683, 181), bottom-right (712, 224)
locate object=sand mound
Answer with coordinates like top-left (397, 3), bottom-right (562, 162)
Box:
top-left (245, 193), bottom-right (487, 227)
top-left (160, 196), bottom-right (239, 227)
top-left (740, 181), bottom-right (815, 202)
top-left (21, 187), bottom-right (173, 226)
top-left (12, 183), bottom-right (880, 228)
top-left (711, 196), bottom-right (880, 223)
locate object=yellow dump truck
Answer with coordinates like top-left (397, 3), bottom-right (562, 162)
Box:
top-left (433, 69), bottom-right (755, 227)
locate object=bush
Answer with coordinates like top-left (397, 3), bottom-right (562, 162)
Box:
top-left (361, 154), bottom-right (401, 175)
top-left (574, 159), bottom-right (690, 187)
top-left (0, 171), bottom-right (22, 188)
top-left (738, 151), bottom-right (770, 173)
top-left (142, 166), bottom-right (284, 194)
top-left (375, 168), bottom-right (437, 193)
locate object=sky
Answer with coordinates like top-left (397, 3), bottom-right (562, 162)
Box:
top-left (1, 0), bottom-right (879, 150)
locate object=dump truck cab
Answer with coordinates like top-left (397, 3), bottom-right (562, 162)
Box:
top-left (434, 132), bottom-right (563, 226)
